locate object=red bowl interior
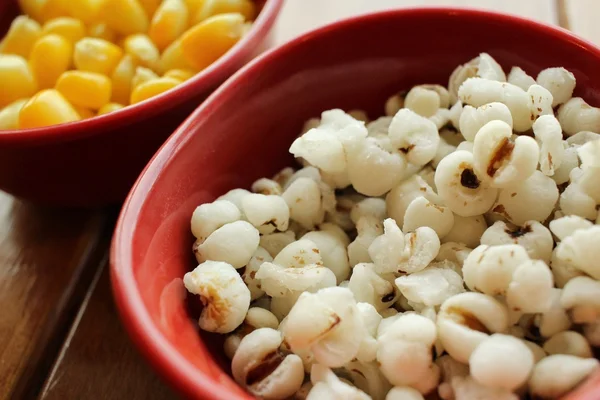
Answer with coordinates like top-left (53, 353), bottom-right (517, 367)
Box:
top-left (0, 0), bottom-right (282, 207)
top-left (111, 7), bottom-right (600, 400)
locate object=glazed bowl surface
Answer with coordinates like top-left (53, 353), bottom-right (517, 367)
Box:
top-left (111, 7), bottom-right (600, 399)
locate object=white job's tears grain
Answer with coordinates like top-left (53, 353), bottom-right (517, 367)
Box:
top-left (182, 48), bottom-right (600, 399)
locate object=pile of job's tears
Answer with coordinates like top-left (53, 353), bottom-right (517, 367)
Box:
top-left (183, 53), bottom-right (600, 400)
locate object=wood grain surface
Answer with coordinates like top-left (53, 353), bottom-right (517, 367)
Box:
top-left (0, 193), bottom-right (114, 399)
top-left (0, 0), bottom-right (596, 399)
top-left (39, 265), bottom-right (174, 400)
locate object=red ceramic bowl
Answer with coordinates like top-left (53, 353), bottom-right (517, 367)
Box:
top-left (111, 7), bottom-right (600, 400)
top-left (0, 0), bottom-right (282, 207)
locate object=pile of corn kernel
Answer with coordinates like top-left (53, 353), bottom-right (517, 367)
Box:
top-left (184, 53), bottom-right (600, 400)
top-left (0, 0), bottom-right (255, 129)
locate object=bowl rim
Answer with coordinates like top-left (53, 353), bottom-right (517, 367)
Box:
top-left (0, 0), bottom-right (283, 145)
top-left (110, 6), bottom-right (600, 399)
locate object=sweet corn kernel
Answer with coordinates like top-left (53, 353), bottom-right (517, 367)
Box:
top-left (164, 68), bottom-right (195, 81)
top-left (56, 70), bottom-right (112, 109)
top-left (131, 66), bottom-right (159, 89)
top-left (19, 0), bottom-right (68, 23)
top-left (123, 34), bottom-right (161, 72)
top-left (0, 99), bottom-right (28, 130)
top-left (5, 0), bottom-right (256, 130)
top-left (0, 55), bottom-right (37, 108)
top-left (42, 17), bottom-right (86, 44)
top-left (74, 37), bottom-right (123, 75)
top-left (138, 0), bottom-right (161, 18)
top-left (98, 102), bottom-right (124, 115)
top-left (29, 34), bottom-right (72, 89)
top-left (46, 0), bottom-right (70, 20)
top-left (130, 77), bottom-right (181, 104)
top-left (184, 0), bottom-right (205, 16)
top-left (193, 0), bottom-right (255, 24)
top-left (149, 0), bottom-right (189, 51)
top-left (159, 38), bottom-right (195, 72)
top-left (18, 0), bottom-right (47, 22)
top-left (73, 106), bottom-right (96, 119)
top-left (181, 13), bottom-right (244, 70)
top-left (63, 0), bottom-right (103, 24)
top-left (0, 16), bottom-right (42, 58)
top-left (19, 89), bottom-right (80, 128)
top-left (110, 55), bottom-right (137, 104)
top-left (99, 0), bottom-right (149, 36)
top-left (87, 23), bottom-right (116, 42)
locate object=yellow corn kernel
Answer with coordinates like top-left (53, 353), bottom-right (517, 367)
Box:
top-left (138, 0), bottom-right (161, 18)
top-left (164, 68), bottom-right (194, 81)
top-left (130, 77), bottom-right (181, 104)
top-left (73, 37), bottom-right (123, 75)
top-left (110, 55), bottom-right (137, 104)
top-left (42, 17), bottom-right (86, 44)
top-left (159, 38), bottom-right (195, 72)
top-left (0, 55), bottom-right (37, 108)
top-left (73, 106), bottom-right (96, 119)
top-left (44, 0), bottom-right (69, 20)
top-left (0, 16), bottom-right (42, 58)
top-left (87, 23), bottom-right (116, 42)
top-left (29, 34), bottom-right (72, 89)
top-left (99, 0), bottom-right (149, 36)
top-left (56, 71), bottom-right (112, 109)
top-left (98, 102), bottom-right (124, 115)
top-left (131, 67), bottom-right (159, 89)
top-left (64, 0), bottom-right (103, 24)
top-left (19, 0), bottom-right (68, 23)
top-left (19, 89), bottom-right (81, 128)
top-left (184, 0), bottom-right (205, 17)
top-left (149, 0), bottom-right (189, 51)
top-left (123, 34), bottom-right (160, 72)
top-left (193, 0), bottom-right (255, 24)
top-left (181, 13), bottom-right (244, 71)
top-left (18, 0), bottom-right (47, 22)
top-left (0, 99), bottom-right (29, 130)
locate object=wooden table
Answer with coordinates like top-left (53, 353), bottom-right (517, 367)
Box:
top-left (1, 0), bottom-right (598, 399)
